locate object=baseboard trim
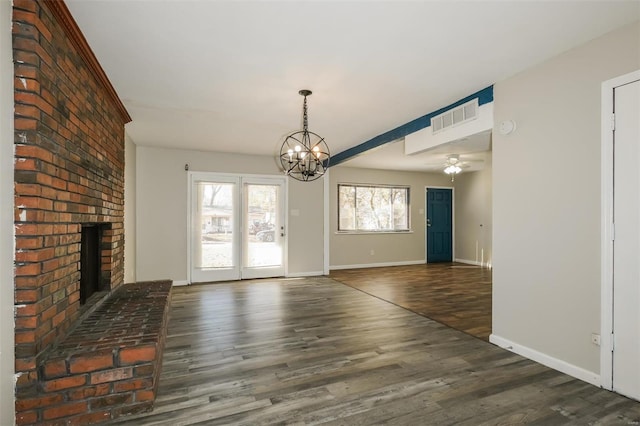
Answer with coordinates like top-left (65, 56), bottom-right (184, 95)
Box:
top-left (330, 260), bottom-right (425, 271)
top-left (454, 258), bottom-right (491, 268)
top-left (489, 334), bottom-right (601, 387)
top-left (286, 271), bottom-right (325, 278)
top-left (172, 280), bottom-right (189, 286)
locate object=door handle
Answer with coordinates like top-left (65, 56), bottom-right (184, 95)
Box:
top-left (426, 218), bottom-right (431, 227)
top-left (280, 226), bottom-right (285, 237)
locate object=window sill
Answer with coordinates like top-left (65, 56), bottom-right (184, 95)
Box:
top-left (335, 230), bottom-right (413, 235)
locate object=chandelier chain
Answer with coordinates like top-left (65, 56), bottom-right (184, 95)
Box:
top-left (302, 95), bottom-right (308, 132)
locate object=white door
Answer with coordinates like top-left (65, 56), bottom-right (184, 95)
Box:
top-left (189, 172), bottom-right (286, 283)
top-left (242, 179), bottom-right (286, 279)
top-left (612, 79), bottom-right (640, 401)
top-left (190, 173), bottom-right (241, 282)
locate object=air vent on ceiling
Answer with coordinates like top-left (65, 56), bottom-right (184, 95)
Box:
top-left (431, 98), bottom-right (479, 134)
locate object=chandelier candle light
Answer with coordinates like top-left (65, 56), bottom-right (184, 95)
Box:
top-left (279, 90), bottom-right (330, 182)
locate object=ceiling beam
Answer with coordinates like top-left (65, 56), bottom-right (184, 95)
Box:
top-left (331, 85), bottom-right (493, 167)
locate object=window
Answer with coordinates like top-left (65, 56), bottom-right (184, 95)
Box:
top-left (338, 184), bottom-right (410, 232)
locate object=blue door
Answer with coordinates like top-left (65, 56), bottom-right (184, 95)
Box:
top-left (426, 188), bottom-right (452, 263)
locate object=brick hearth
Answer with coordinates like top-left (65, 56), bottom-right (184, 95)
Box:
top-left (16, 281), bottom-right (172, 425)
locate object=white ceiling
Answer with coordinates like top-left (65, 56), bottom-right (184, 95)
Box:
top-left (66, 0), bottom-right (639, 171)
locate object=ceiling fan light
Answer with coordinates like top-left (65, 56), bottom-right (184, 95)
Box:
top-left (444, 164), bottom-right (462, 175)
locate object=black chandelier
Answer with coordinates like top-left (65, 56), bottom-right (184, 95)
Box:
top-left (279, 90), bottom-right (330, 182)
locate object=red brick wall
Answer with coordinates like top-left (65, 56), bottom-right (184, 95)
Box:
top-left (13, 0), bottom-right (128, 397)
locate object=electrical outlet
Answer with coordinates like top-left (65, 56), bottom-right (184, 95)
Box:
top-left (370, 249), bottom-right (375, 256)
top-left (591, 333), bottom-right (601, 346)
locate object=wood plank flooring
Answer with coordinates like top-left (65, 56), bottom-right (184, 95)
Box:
top-left (107, 276), bottom-right (640, 425)
top-left (330, 263), bottom-right (492, 340)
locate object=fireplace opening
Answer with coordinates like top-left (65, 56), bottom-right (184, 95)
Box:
top-left (80, 224), bottom-right (103, 305)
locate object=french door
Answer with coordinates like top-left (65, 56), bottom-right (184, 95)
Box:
top-left (189, 172), bottom-right (286, 283)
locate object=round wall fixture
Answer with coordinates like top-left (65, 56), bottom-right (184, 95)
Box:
top-left (499, 120), bottom-right (516, 135)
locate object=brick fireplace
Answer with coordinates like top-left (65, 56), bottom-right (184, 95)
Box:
top-left (10, 0), bottom-right (164, 423)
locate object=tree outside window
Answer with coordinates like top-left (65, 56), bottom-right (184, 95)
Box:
top-left (338, 184), bottom-right (410, 232)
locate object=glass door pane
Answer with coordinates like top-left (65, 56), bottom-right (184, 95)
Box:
top-left (242, 179), bottom-right (285, 279)
top-left (190, 174), bottom-right (240, 283)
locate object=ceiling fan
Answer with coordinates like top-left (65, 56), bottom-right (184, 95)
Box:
top-left (444, 155), bottom-right (464, 181)
top-left (425, 154), bottom-right (483, 181)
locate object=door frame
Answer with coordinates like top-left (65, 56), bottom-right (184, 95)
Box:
top-left (186, 171), bottom-right (288, 284)
top-left (425, 186), bottom-right (455, 263)
top-left (600, 69), bottom-right (640, 390)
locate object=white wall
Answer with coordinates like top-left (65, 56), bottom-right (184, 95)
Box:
top-left (124, 134), bottom-right (136, 283)
top-left (136, 146), bottom-right (324, 283)
top-left (329, 166), bottom-right (452, 268)
top-left (0, 0), bottom-right (15, 423)
top-left (492, 22), bottom-right (640, 378)
top-left (454, 155), bottom-right (492, 267)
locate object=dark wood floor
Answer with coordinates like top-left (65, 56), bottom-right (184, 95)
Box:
top-left (330, 263), bottom-right (492, 340)
top-left (109, 276), bottom-right (640, 425)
